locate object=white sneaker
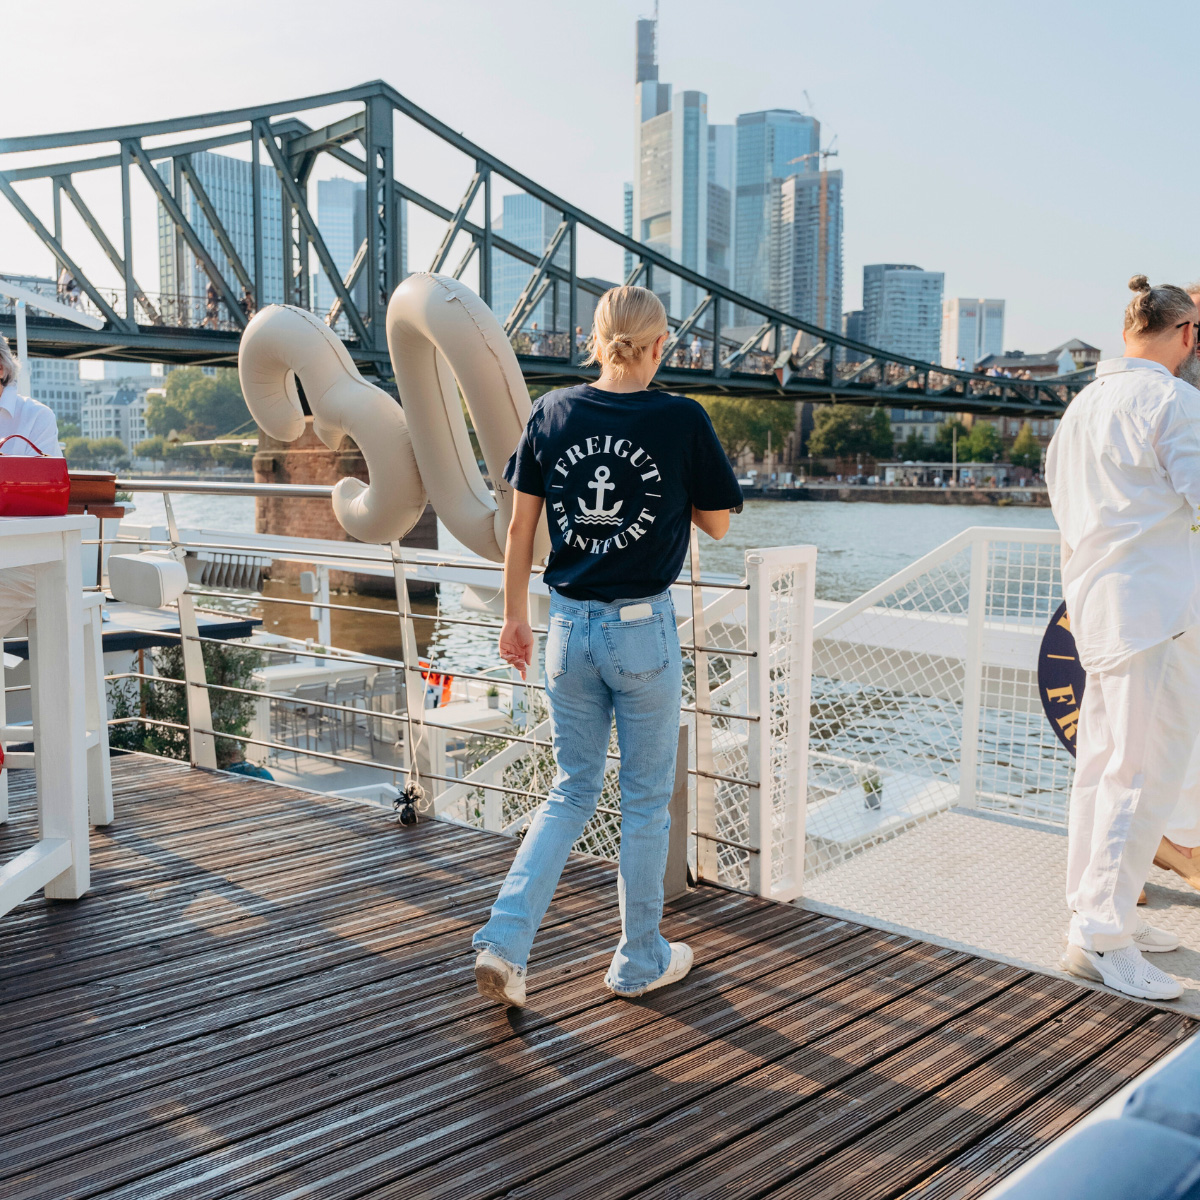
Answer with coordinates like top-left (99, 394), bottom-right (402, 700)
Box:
top-left (1132, 921), bottom-right (1181, 953)
top-left (1060, 943), bottom-right (1183, 1001)
top-left (606, 942), bottom-right (694, 998)
top-left (474, 950), bottom-right (526, 1007)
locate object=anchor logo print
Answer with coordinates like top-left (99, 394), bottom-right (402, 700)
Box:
top-left (575, 466), bottom-right (624, 526)
top-left (547, 433), bottom-right (662, 555)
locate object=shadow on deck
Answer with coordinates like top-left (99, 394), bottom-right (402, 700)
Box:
top-left (0, 755), bottom-right (1192, 1200)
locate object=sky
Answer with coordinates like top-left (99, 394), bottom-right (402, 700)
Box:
top-left (4, 0), bottom-right (1199, 360)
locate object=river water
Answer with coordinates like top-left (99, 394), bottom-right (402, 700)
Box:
top-left (123, 494), bottom-right (1057, 671)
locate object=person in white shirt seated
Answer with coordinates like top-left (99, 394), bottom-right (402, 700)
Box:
top-left (1047, 276), bottom-right (1200, 1002)
top-left (0, 334), bottom-right (63, 637)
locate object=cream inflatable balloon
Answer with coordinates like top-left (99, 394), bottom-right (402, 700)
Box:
top-left (238, 305), bottom-right (426, 544)
top-left (385, 272), bottom-right (549, 563)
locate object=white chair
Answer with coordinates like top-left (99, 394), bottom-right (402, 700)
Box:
top-left (0, 590), bottom-right (112, 827)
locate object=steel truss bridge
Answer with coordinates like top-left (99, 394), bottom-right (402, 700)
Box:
top-left (0, 81), bottom-right (1086, 417)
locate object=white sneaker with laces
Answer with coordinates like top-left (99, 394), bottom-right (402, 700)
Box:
top-left (474, 950), bottom-right (527, 1007)
top-left (1132, 921), bottom-right (1181, 953)
top-left (606, 942), bottom-right (694, 998)
top-left (1060, 943), bottom-right (1183, 1001)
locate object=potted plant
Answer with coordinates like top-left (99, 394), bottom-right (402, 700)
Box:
top-left (486, 685), bottom-right (500, 710)
top-left (862, 768), bottom-right (882, 810)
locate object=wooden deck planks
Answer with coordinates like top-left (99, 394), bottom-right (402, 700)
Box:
top-left (0, 755), bottom-right (1192, 1200)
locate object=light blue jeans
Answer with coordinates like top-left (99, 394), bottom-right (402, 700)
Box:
top-left (473, 588), bottom-right (684, 993)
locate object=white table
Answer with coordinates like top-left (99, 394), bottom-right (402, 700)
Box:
top-left (248, 658), bottom-right (381, 765)
top-left (0, 515), bottom-right (89, 917)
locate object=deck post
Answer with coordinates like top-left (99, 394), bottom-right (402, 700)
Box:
top-left (746, 545), bottom-right (817, 902)
top-left (664, 724), bottom-right (690, 902)
top-left (689, 528), bottom-right (718, 882)
top-left (163, 494), bottom-right (217, 770)
top-left (958, 533), bottom-right (989, 808)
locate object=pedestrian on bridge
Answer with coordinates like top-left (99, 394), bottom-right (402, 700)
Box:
top-left (473, 285), bottom-right (743, 1008)
top-left (1048, 275), bottom-right (1200, 1002)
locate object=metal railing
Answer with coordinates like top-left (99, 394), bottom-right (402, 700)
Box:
top-left (92, 478), bottom-right (813, 897)
top-left (804, 524), bottom-right (1069, 882)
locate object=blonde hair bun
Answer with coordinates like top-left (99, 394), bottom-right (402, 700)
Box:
top-left (582, 286), bottom-right (669, 379)
top-left (1128, 274), bottom-right (1151, 292)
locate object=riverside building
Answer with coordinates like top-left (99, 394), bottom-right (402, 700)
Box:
top-left (941, 297), bottom-right (1005, 368)
top-left (862, 263), bottom-right (945, 363)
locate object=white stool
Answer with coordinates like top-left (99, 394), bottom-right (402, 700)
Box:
top-left (0, 591), bottom-right (112, 827)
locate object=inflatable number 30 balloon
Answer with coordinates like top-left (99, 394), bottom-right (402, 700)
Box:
top-left (237, 272), bottom-right (550, 563)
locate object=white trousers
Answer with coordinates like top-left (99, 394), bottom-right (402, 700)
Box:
top-left (0, 566), bottom-right (36, 639)
top-left (1067, 627), bottom-right (1200, 951)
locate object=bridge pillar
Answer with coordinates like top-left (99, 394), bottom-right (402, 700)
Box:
top-left (253, 416), bottom-right (436, 596)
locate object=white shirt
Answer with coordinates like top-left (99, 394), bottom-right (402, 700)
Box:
top-left (1046, 357), bottom-right (1200, 672)
top-left (0, 385), bottom-right (62, 459)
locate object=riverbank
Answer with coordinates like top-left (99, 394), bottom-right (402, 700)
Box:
top-left (742, 484), bottom-right (1050, 506)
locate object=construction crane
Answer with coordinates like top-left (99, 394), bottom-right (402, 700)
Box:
top-left (788, 136), bottom-right (839, 170)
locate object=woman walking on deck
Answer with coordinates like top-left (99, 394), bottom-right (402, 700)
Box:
top-left (472, 286), bottom-right (743, 1007)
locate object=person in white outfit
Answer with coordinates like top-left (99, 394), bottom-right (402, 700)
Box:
top-left (1047, 275), bottom-right (1200, 1001)
top-left (0, 335), bottom-right (63, 637)
top-left (1150, 281), bottom-right (1200, 888)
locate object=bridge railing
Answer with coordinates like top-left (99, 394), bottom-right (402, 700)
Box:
top-left (0, 82), bottom-right (1089, 411)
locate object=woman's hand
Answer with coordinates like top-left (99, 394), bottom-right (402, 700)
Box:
top-left (499, 618), bottom-right (534, 680)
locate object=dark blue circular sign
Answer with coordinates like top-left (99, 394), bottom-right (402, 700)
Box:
top-left (1038, 600), bottom-right (1086, 757)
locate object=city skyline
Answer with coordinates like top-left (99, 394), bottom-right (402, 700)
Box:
top-left (3, 0), bottom-right (1197, 358)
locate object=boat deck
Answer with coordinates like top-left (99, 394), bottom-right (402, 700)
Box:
top-left (0, 756), bottom-right (1192, 1200)
top-left (804, 807), bottom-right (1200, 1019)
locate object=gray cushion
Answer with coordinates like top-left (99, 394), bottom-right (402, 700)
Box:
top-left (1003, 1119), bottom-right (1200, 1200)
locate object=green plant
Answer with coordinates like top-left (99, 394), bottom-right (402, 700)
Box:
top-left (861, 767), bottom-right (882, 810)
top-left (107, 640), bottom-right (262, 767)
top-left (486, 685), bottom-right (499, 698)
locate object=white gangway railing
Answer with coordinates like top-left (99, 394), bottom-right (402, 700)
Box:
top-left (805, 525), bottom-right (1071, 885)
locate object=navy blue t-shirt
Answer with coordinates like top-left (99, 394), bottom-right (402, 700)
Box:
top-left (505, 384), bottom-right (743, 602)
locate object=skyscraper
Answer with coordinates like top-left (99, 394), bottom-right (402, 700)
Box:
top-left (941, 297), bottom-right (1005, 367)
top-left (490, 193), bottom-right (568, 332)
top-left (862, 264), bottom-right (945, 362)
top-left (707, 124), bottom-right (735, 288)
top-left (772, 169), bottom-right (843, 331)
top-left (734, 109), bottom-right (820, 308)
top-left (631, 16), bottom-right (709, 315)
top-left (313, 177), bottom-right (366, 321)
top-left (623, 182), bottom-right (634, 282)
top-left (157, 150), bottom-right (284, 312)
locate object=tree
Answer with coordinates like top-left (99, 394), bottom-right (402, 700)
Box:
top-left (807, 405), bottom-right (893, 462)
top-left (146, 366), bottom-right (250, 440)
top-left (695, 396), bottom-right (795, 460)
top-left (1008, 421), bottom-right (1042, 469)
top-left (964, 420), bottom-right (1003, 464)
top-left (63, 436), bottom-right (129, 467)
top-left (58, 421), bottom-right (81, 438)
top-left (897, 430), bottom-right (929, 461)
top-left (924, 417), bottom-right (968, 463)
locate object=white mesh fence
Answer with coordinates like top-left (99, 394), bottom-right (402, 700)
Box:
top-left (437, 544), bottom-right (816, 901)
top-left (806, 527), bottom-right (1072, 883)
